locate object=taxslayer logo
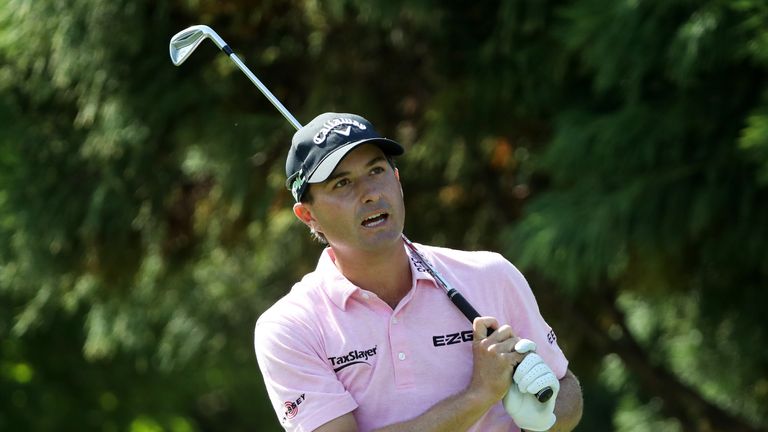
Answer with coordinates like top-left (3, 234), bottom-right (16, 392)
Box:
top-left (328, 345), bottom-right (378, 372)
top-left (313, 118), bottom-right (368, 144)
top-left (281, 393), bottom-right (305, 423)
top-left (433, 330), bottom-right (473, 347)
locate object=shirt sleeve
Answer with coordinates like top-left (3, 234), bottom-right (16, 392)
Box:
top-left (497, 257), bottom-right (569, 379)
top-left (254, 318), bottom-right (358, 432)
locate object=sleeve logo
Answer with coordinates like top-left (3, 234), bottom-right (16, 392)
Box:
top-left (281, 393), bottom-right (306, 423)
top-left (546, 329), bottom-right (557, 345)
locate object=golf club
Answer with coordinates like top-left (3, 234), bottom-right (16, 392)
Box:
top-left (168, 24), bottom-right (553, 404)
top-left (169, 24), bottom-right (301, 130)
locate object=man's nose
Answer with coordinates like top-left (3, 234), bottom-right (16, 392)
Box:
top-left (359, 178), bottom-right (382, 203)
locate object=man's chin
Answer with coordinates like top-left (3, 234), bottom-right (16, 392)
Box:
top-left (352, 228), bottom-right (404, 252)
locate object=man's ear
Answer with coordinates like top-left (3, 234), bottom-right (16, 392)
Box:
top-left (293, 202), bottom-right (314, 227)
top-left (394, 168), bottom-right (404, 197)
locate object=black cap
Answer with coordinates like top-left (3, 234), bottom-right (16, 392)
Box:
top-left (285, 112), bottom-right (404, 201)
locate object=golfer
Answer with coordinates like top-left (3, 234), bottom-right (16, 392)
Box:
top-left (254, 112), bottom-right (583, 431)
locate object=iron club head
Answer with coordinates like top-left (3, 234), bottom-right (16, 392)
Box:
top-left (169, 25), bottom-right (227, 66)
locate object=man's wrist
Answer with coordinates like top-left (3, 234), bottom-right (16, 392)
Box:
top-left (462, 385), bottom-right (501, 415)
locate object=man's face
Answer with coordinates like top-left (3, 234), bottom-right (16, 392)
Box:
top-left (293, 144), bottom-right (405, 254)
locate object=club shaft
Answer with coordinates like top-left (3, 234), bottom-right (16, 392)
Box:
top-left (403, 237), bottom-right (481, 320)
top-left (224, 47), bottom-right (303, 130)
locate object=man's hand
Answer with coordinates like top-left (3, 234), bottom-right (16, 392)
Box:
top-left (503, 342), bottom-right (560, 431)
top-left (468, 317), bottom-right (526, 406)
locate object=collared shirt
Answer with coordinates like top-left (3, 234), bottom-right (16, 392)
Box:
top-left (254, 243), bottom-right (568, 432)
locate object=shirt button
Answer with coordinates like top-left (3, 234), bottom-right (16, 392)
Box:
top-left (398, 352), bottom-right (406, 361)
top-left (392, 317), bottom-right (398, 324)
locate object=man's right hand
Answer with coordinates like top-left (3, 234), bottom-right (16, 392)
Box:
top-left (468, 317), bottom-right (526, 406)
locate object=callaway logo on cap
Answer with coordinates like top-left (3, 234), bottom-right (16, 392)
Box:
top-left (285, 112), bottom-right (404, 202)
top-left (312, 117), bottom-right (368, 144)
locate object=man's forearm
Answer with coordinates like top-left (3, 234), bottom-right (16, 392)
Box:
top-left (375, 370), bottom-right (583, 432)
top-left (372, 388), bottom-right (496, 432)
top-left (549, 370), bottom-right (583, 432)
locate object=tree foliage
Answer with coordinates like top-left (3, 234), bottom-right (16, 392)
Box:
top-left (1, 1), bottom-right (766, 431)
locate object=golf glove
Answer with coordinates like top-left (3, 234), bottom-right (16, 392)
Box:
top-left (503, 339), bottom-right (560, 431)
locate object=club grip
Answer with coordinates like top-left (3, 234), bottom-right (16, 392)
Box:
top-left (448, 290), bottom-right (553, 403)
top-left (447, 289), bottom-right (482, 324)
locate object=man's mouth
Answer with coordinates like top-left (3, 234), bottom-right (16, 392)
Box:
top-left (361, 212), bottom-right (389, 228)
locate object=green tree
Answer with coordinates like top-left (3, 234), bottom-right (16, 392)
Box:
top-left (505, 1), bottom-right (768, 430)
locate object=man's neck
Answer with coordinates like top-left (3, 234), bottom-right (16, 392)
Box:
top-left (330, 239), bottom-right (413, 309)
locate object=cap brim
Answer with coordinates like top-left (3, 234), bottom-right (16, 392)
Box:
top-left (306, 138), bottom-right (403, 184)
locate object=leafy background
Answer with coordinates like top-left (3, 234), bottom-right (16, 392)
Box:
top-left (1, 0), bottom-right (767, 431)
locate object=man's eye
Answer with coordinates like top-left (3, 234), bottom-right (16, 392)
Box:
top-left (333, 178), bottom-right (350, 189)
top-left (371, 166), bottom-right (385, 175)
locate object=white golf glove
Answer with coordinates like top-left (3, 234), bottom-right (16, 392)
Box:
top-left (502, 339), bottom-right (560, 431)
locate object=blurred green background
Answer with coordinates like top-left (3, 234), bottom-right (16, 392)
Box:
top-left (1, 0), bottom-right (767, 431)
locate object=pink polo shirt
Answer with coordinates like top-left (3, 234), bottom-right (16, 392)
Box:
top-left (254, 243), bottom-right (568, 432)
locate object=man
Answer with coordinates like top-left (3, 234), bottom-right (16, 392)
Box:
top-left (254, 112), bottom-right (583, 431)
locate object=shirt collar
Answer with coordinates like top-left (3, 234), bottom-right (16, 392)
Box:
top-left (315, 248), bottom-right (359, 310)
top-left (405, 242), bottom-right (439, 286)
top-left (315, 242), bottom-right (439, 311)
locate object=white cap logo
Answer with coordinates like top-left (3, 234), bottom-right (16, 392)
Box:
top-left (313, 118), bottom-right (367, 144)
